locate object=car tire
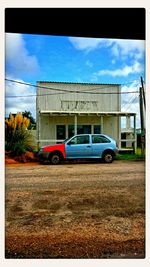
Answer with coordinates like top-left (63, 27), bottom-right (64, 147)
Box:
top-left (103, 151), bottom-right (114, 163)
top-left (50, 153), bottom-right (61, 165)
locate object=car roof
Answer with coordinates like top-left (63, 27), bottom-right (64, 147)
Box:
top-left (73, 134), bottom-right (110, 137)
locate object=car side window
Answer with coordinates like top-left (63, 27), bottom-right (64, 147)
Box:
top-left (92, 135), bottom-right (110, 144)
top-left (69, 136), bottom-right (78, 145)
top-left (69, 135), bottom-right (89, 145)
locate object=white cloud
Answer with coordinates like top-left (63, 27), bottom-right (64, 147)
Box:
top-left (5, 76), bottom-right (36, 119)
top-left (121, 100), bottom-right (141, 129)
top-left (111, 59), bottom-right (116, 64)
top-left (95, 61), bottom-right (144, 77)
top-left (68, 37), bottom-right (106, 52)
top-left (85, 60), bottom-right (93, 68)
top-left (121, 80), bottom-right (140, 104)
top-left (110, 39), bottom-right (145, 60)
top-left (68, 37), bottom-right (145, 60)
top-left (121, 80), bottom-right (141, 129)
top-left (5, 33), bottom-right (39, 75)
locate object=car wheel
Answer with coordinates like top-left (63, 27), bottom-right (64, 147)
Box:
top-left (103, 152), bottom-right (114, 163)
top-left (50, 153), bottom-right (61, 165)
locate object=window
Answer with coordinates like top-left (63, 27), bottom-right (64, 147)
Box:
top-left (57, 125), bottom-right (66, 140)
top-left (69, 135), bottom-right (90, 145)
top-left (94, 125), bottom-right (101, 134)
top-left (68, 125), bottom-right (75, 138)
top-left (92, 135), bottom-right (110, 144)
top-left (68, 125), bottom-right (91, 138)
top-left (77, 125), bottom-right (91, 134)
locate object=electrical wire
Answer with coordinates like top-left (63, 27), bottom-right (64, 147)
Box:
top-left (121, 93), bottom-right (137, 110)
top-left (5, 78), bottom-right (139, 98)
top-left (122, 95), bottom-right (139, 112)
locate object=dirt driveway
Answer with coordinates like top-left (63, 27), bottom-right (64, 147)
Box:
top-left (5, 160), bottom-right (145, 259)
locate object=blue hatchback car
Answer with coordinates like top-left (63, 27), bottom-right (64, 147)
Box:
top-left (38, 134), bottom-right (119, 164)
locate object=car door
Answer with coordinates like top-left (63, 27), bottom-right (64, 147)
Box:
top-left (91, 135), bottom-right (111, 158)
top-left (65, 135), bottom-right (92, 158)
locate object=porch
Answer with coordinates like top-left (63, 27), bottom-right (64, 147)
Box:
top-left (37, 110), bottom-right (136, 152)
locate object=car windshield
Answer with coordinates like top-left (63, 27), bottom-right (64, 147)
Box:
top-left (61, 138), bottom-right (70, 144)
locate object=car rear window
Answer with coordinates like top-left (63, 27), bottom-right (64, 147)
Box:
top-left (92, 135), bottom-right (110, 144)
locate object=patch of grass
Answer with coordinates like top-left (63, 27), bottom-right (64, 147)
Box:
top-left (116, 152), bottom-right (145, 161)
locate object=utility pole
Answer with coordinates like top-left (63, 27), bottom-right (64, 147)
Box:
top-left (139, 86), bottom-right (145, 156)
top-left (141, 76), bottom-right (146, 110)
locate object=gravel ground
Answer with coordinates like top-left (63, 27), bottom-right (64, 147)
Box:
top-left (5, 160), bottom-right (145, 259)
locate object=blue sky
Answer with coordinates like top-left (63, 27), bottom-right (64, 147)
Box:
top-left (5, 33), bottom-right (145, 128)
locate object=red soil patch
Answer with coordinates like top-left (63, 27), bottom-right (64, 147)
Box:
top-left (5, 151), bottom-right (38, 164)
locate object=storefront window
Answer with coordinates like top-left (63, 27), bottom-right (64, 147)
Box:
top-left (77, 125), bottom-right (91, 134)
top-left (57, 125), bottom-right (101, 141)
top-left (68, 125), bottom-right (91, 138)
top-left (94, 125), bottom-right (101, 134)
top-left (56, 125), bottom-right (66, 141)
top-left (68, 125), bottom-right (75, 138)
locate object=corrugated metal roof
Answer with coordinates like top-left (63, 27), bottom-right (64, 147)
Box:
top-left (37, 81), bottom-right (121, 86)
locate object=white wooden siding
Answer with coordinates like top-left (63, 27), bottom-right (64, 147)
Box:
top-left (38, 114), bottom-right (119, 146)
top-left (36, 82), bottom-right (121, 146)
top-left (36, 82), bottom-right (121, 112)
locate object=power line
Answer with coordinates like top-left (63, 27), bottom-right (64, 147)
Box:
top-left (5, 91), bottom-right (139, 98)
top-left (121, 95), bottom-right (139, 112)
top-left (5, 78), bottom-right (140, 88)
top-left (124, 96), bottom-right (139, 112)
top-left (121, 93), bottom-right (137, 110)
top-left (5, 78), bottom-right (139, 97)
top-left (6, 78), bottom-right (122, 93)
top-left (120, 79), bottom-right (140, 86)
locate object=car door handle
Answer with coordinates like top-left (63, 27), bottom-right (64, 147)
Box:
top-left (87, 145), bottom-right (91, 148)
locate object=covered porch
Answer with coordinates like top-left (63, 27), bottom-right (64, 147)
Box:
top-left (37, 110), bottom-right (136, 152)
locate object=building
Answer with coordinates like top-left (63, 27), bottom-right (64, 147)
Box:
top-left (36, 81), bottom-right (136, 151)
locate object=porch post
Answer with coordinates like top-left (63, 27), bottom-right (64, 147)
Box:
top-left (66, 124), bottom-right (68, 139)
top-left (74, 114), bottom-right (77, 135)
top-left (37, 111), bottom-right (41, 149)
top-left (118, 115), bottom-right (121, 150)
top-left (126, 115), bottom-right (130, 129)
top-left (133, 114), bottom-right (137, 153)
top-left (100, 116), bottom-right (103, 133)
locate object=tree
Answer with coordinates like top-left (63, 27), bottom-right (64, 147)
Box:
top-left (5, 112), bottom-right (34, 156)
top-left (22, 110), bottom-right (36, 129)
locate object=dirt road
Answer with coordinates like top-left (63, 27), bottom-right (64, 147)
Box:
top-left (5, 160), bottom-right (145, 258)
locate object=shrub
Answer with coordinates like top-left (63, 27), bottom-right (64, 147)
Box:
top-left (5, 113), bottom-right (34, 156)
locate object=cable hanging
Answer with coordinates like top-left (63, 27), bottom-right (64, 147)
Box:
top-left (5, 78), bottom-right (139, 98)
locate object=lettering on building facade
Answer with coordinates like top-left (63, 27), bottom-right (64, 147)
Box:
top-left (61, 101), bottom-right (98, 111)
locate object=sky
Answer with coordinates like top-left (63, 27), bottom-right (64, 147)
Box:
top-left (5, 33), bottom-right (145, 128)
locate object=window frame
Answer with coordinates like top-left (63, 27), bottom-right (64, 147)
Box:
top-left (92, 134), bottom-right (111, 144)
top-left (68, 135), bottom-right (90, 145)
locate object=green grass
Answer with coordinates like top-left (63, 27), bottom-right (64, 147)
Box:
top-left (116, 148), bottom-right (145, 161)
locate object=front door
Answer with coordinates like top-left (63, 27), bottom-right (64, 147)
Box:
top-left (65, 135), bottom-right (92, 158)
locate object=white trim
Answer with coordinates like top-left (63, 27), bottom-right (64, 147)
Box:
top-left (100, 117), bottom-right (103, 133)
top-left (40, 110), bottom-right (136, 116)
top-left (74, 115), bottom-right (77, 135)
top-left (119, 139), bottom-right (136, 142)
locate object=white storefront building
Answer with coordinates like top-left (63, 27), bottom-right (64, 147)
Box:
top-left (36, 81), bottom-right (136, 151)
